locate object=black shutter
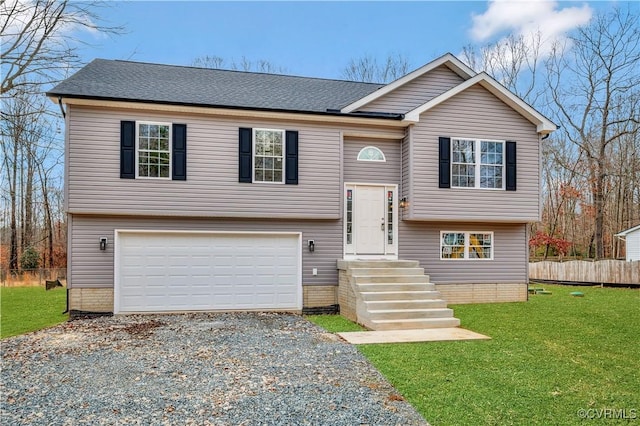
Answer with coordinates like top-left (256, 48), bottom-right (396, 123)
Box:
top-left (239, 127), bottom-right (252, 183)
top-left (506, 141), bottom-right (517, 191)
top-left (120, 121), bottom-right (136, 179)
top-left (285, 130), bottom-right (298, 185)
top-left (438, 137), bottom-right (451, 188)
top-left (172, 124), bottom-right (187, 180)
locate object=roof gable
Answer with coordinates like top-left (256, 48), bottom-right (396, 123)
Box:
top-left (403, 72), bottom-right (557, 135)
top-left (340, 53), bottom-right (476, 113)
top-left (355, 65), bottom-right (466, 114)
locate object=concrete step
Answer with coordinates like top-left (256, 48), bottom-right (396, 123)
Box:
top-left (360, 290), bottom-right (439, 301)
top-left (348, 267), bottom-right (425, 276)
top-left (357, 283), bottom-right (435, 293)
top-left (338, 260), bottom-right (420, 269)
top-left (367, 307), bottom-right (454, 320)
top-left (364, 299), bottom-right (448, 310)
top-left (353, 275), bottom-right (431, 284)
top-left (369, 317), bottom-right (461, 330)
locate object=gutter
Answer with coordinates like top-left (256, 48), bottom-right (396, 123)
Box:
top-left (47, 93), bottom-right (405, 121)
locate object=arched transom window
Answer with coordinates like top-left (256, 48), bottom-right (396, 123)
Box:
top-left (357, 146), bottom-right (386, 162)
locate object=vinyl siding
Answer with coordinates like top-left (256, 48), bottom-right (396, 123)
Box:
top-left (343, 139), bottom-right (401, 184)
top-left (399, 221), bottom-right (527, 284)
top-left (401, 131), bottom-right (411, 202)
top-left (67, 106), bottom-right (400, 219)
top-left (359, 66), bottom-right (465, 114)
top-left (408, 84), bottom-right (541, 222)
top-left (627, 230), bottom-right (640, 261)
top-left (70, 215), bottom-right (342, 289)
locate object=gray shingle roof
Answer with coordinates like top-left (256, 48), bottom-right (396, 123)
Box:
top-left (47, 59), bottom-right (386, 114)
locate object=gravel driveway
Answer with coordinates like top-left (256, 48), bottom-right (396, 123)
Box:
top-left (1, 313), bottom-right (427, 425)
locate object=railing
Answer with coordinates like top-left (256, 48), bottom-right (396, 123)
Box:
top-left (529, 260), bottom-right (640, 285)
top-left (0, 269), bottom-right (67, 287)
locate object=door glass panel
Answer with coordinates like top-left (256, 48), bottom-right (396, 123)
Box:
top-left (387, 190), bottom-right (393, 244)
top-left (346, 189), bottom-right (353, 245)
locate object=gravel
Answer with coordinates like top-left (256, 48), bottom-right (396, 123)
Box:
top-left (1, 312), bottom-right (428, 425)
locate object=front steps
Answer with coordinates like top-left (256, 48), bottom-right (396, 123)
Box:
top-left (337, 260), bottom-right (461, 330)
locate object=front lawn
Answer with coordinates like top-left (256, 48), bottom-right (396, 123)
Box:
top-left (1, 286), bottom-right (68, 339)
top-left (308, 285), bottom-right (640, 425)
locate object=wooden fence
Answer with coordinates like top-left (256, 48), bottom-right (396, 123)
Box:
top-left (529, 260), bottom-right (640, 285)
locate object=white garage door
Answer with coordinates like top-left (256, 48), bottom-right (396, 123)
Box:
top-left (115, 231), bottom-right (301, 313)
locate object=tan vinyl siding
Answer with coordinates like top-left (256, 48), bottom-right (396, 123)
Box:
top-left (70, 215), bottom-right (341, 289)
top-left (343, 139), bottom-right (401, 184)
top-left (359, 66), bottom-right (465, 114)
top-left (401, 132), bottom-right (410, 201)
top-left (67, 106), bottom-right (399, 219)
top-left (408, 84), bottom-right (540, 222)
top-left (399, 221), bottom-right (528, 284)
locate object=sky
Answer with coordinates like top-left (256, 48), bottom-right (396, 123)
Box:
top-left (71, 0), bottom-right (631, 80)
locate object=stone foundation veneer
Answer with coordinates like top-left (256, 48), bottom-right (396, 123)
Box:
top-left (435, 283), bottom-right (527, 304)
top-left (69, 285), bottom-right (339, 314)
top-left (337, 269), bottom-right (357, 323)
top-left (303, 285), bottom-right (338, 307)
top-left (69, 288), bottom-right (114, 313)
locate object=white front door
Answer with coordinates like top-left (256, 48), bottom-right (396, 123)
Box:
top-left (355, 186), bottom-right (386, 254)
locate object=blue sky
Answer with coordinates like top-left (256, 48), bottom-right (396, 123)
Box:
top-left (76, 1), bottom-right (630, 79)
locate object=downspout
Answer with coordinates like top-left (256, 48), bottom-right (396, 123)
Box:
top-left (57, 96), bottom-right (69, 314)
top-left (57, 96), bottom-right (66, 119)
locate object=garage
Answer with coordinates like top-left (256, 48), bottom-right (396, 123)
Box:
top-left (114, 231), bottom-right (302, 313)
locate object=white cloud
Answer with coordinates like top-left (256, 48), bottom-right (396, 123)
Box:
top-left (470, 0), bottom-right (593, 44)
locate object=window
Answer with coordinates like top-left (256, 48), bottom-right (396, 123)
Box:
top-left (253, 129), bottom-right (285, 183)
top-left (441, 231), bottom-right (493, 260)
top-left (137, 122), bottom-right (171, 178)
top-left (451, 138), bottom-right (504, 189)
top-left (357, 146), bottom-right (386, 162)
top-left (239, 128), bottom-right (297, 184)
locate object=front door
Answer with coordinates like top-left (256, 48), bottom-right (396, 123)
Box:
top-left (355, 186), bottom-right (386, 254)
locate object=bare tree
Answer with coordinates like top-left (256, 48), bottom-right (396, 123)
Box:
top-left (1, 0), bottom-right (123, 95)
top-left (545, 7), bottom-right (640, 259)
top-left (1, 85), bottom-right (64, 272)
top-left (342, 53), bottom-right (410, 83)
top-left (192, 55), bottom-right (287, 74)
top-left (461, 31), bottom-right (544, 105)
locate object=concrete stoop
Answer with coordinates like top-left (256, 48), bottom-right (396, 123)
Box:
top-left (337, 260), bottom-right (461, 330)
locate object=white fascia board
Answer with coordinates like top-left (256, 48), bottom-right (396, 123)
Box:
top-left (615, 224), bottom-right (640, 237)
top-left (341, 53), bottom-right (476, 113)
top-left (403, 72), bottom-right (558, 135)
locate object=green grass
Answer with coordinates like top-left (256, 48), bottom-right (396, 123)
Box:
top-left (308, 285), bottom-right (640, 425)
top-left (1, 286), bottom-right (68, 339)
top-left (305, 314), bottom-right (366, 332)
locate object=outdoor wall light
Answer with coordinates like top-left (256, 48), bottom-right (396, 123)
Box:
top-left (99, 237), bottom-right (108, 251)
top-left (399, 197), bottom-right (408, 208)
top-left (308, 240), bottom-right (315, 252)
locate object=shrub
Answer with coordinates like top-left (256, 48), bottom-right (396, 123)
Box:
top-left (20, 246), bottom-right (40, 270)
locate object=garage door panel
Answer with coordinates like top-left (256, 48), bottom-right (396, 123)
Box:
top-left (116, 232), bottom-right (301, 313)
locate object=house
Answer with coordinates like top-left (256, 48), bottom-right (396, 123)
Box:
top-left (615, 224), bottom-right (640, 261)
top-left (47, 53), bottom-right (556, 325)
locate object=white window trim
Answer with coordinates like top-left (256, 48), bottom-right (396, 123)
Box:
top-left (252, 128), bottom-right (286, 184)
top-left (357, 146), bottom-right (386, 162)
top-left (440, 231), bottom-right (494, 260)
top-left (135, 121), bottom-right (172, 180)
top-left (451, 138), bottom-right (505, 190)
